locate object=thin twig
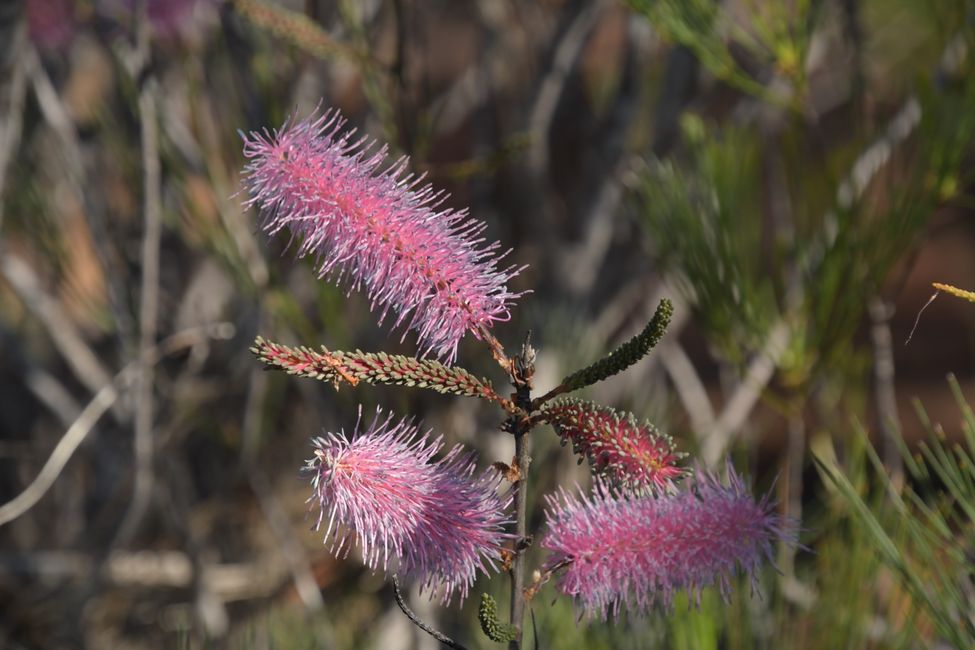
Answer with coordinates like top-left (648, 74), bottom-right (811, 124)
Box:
top-left (0, 327), bottom-right (82, 426)
top-left (115, 0), bottom-right (163, 547)
top-left (0, 380), bottom-right (120, 527)
top-left (26, 40), bottom-right (139, 350)
top-left (0, 253), bottom-right (117, 403)
top-left (478, 323), bottom-right (514, 375)
top-left (527, 0), bottom-right (606, 178)
top-left (869, 297), bottom-right (903, 484)
top-left (27, 37), bottom-right (129, 350)
top-left (508, 426), bottom-right (531, 649)
top-left (242, 324), bottom-right (326, 612)
top-left (659, 342), bottom-right (716, 436)
top-left (701, 318), bottom-right (791, 468)
top-left (0, 550), bottom-right (291, 601)
top-left (391, 576), bottom-right (468, 650)
top-left (248, 469), bottom-right (326, 611)
top-left (0, 324), bottom-right (234, 527)
top-left (154, 458), bottom-right (230, 638)
top-left (0, 20), bottom-right (27, 236)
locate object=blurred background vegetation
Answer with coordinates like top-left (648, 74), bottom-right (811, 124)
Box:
top-left (0, 0), bottom-right (973, 648)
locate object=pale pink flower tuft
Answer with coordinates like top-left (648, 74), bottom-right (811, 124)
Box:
top-left (241, 108), bottom-right (524, 363)
top-left (541, 465), bottom-right (794, 618)
top-left (544, 398), bottom-right (685, 494)
top-left (306, 408), bottom-right (512, 603)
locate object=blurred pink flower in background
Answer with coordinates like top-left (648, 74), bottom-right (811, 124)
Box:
top-left (306, 409), bottom-right (512, 603)
top-left (26, 0), bottom-right (206, 50)
top-left (241, 108), bottom-right (524, 364)
top-left (541, 466), bottom-right (793, 618)
top-left (27, 0), bottom-right (76, 51)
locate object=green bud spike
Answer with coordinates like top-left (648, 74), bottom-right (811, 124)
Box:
top-left (478, 593), bottom-right (518, 643)
top-left (559, 298), bottom-right (674, 393)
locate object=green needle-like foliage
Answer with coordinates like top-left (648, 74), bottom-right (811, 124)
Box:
top-left (556, 298), bottom-right (673, 395)
top-left (627, 0), bottom-right (813, 105)
top-left (478, 593), bottom-right (518, 643)
top-left (816, 375), bottom-right (975, 647)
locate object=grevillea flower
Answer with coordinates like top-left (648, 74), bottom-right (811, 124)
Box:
top-left (241, 108), bottom-right (523, 363)
top-left (542, 398), bottom-right (685, 494)
top-left (541, 466), bottom-right (793, 618)
top-left (306, 409), bottom-right (512, 603)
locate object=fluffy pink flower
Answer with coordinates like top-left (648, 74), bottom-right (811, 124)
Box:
top-left (241, 108), bottom-right (523, 363)
top-left (541, 466), bottom-right (793, 618)
top-left (543, 398), bottom-right (685, 494)
top-left (306, 409), bottom-right (512, 603)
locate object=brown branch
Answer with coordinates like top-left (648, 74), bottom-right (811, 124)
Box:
top-left (0, 253), bottom-right (120, 420)
top-left (0, 19), bottom-right (27, 236)
top-left (391, 577), bottom-right (468, 650)
top-left (115, 0), bottom-right (162, 547)
top-left (507, 333), bottom-right (535, 650)
top-left (869, 297), bottom-right (903, 484)
top-left (478, 323), bottom-right (514, 376)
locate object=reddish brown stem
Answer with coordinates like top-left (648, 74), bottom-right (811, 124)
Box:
top-left (531, 382), bottom-right (570, 410)
top-left (478, 323), bottom-right (514, 376)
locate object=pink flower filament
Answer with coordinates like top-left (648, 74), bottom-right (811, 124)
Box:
top-left (241, 108), bottom-right (524, 363)
top-left (541, 466), bottom-right (794, 618)
top-left (306, 409), bottom-right (512, 603)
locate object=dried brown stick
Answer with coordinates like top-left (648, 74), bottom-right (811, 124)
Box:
top-left (869, 298), bottom-right (903, 483)
top-left (391, 576), bottom-right (468, 650)
top-left (0, 323), bottom-right (234, 527)
top-left (242, 334), bottom-right (325, 613)
top-left (0, 253), bottom-right (117, 404)
top-left (700, 318), bottom-right (791, 468)
top-left (115, 3), bottom-right (163, 547)
top-left (0, 20), bottom-right (27, 235)
top-left (507, 335), bottom-right (535, 650)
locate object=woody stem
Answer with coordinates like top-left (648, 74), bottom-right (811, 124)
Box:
top-left (507, 333), bottom-right (535, 650)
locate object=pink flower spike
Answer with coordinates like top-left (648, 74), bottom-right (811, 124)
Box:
top-left (543, 398), bottom-right (685, 494)
top-left (306, 408), bottom-right (513, 603)
top-left (541, 465), bottom-right (795, 618)
top-left (240, 108), bottom-right (524, 364)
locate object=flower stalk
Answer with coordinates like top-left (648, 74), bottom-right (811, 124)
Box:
top-left (506, 332), bottom-right (535, 649)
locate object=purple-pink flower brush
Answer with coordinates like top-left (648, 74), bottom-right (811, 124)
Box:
top-left (541, 466), bottom-right (794, 618)
top-left (241, 108), bottom-right (523, 363)
top-left (306, 409), bottom-right (513, 603)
